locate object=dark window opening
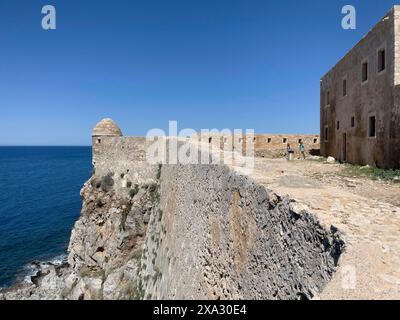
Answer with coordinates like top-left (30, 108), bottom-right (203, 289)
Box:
top-left (313, 138), bottom-right (318, 144)
top-left (97, 139), bottom-right (101, 144)
top-left (283, 138), bottom-right (287, 143)
top-left (298, 139), bottom-right (302, 143)
top-left (337, 121), bottom-right (340, 130)
top-left (362, 62), bottom-right (368, 82)
top-left (267, 138), bottom-right (271, 143)
top-left (378, 49), bottom-right (386, 72)
top-left (326, 91), bottom-right (330, 106)
top-left (351, 116), bottom-right (355, 128)
top-left (208, 137), bottom-right (212, 143)
top-left (324, 126), bottom-right (329, 142)
top-left (343, 79), bottom-right (347, 96)
top-left (369, 116), bottom-right (376, 137)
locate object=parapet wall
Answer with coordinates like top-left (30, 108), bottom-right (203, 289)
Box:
top-left (92, 136), bottom-right (157, 185)
top-left (93, 133), bottom-right (320, 175)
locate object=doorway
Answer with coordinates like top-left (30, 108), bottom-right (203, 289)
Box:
top-left (342, 133), bottom-right (347, 162)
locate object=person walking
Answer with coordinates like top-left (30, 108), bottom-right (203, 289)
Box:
top-left (299, 141), bottom-right (306, 160)
top-left (287, 144), bottom-right (294, 161)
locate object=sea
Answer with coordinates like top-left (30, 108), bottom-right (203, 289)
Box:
top-left (0, 147), bottom-right (92, 288)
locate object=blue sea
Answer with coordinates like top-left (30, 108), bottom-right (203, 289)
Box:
top-left (0, 147), bottom-right (92, 288)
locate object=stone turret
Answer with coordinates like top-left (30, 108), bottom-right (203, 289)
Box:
top-left (92, 118), bottom-right (122, 137)
top-left (92, 118), bottom-right (123, 166)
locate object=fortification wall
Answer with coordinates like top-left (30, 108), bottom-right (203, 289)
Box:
top-left (192, 133), bottom-right (320, 158)
top-left (139, 142), bottom-right (342, 300)
top-left (0, 136), bottom-right (342, 300)
top-left (92, 136), bottom-right (157, 185)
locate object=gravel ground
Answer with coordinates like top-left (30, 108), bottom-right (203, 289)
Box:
top-left (248, 157), bottom-right (400, 300)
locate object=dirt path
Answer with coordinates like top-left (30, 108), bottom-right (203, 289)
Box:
top-left (249, 158), bottom-right (400, 300)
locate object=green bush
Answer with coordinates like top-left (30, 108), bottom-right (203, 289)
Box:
top-left (129, 184), bottom-right (139, 198)
top-left (95, 198), bottom-right (103, 207)
top-left (100, 173), bottom-right (114, 192)
top-left (156, 164), bottom-right (162, 180)
top-left (342, 165), bottom-right (400, 181)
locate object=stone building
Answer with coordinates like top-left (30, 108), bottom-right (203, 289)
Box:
top-left (320, 6), bottom-right (400, 169)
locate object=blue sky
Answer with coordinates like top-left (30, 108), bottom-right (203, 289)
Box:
top-left (0, 0), bottom-right (398, 145)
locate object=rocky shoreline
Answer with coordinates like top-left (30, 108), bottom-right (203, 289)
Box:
top-left (0, 260), bottom-right (69, 300)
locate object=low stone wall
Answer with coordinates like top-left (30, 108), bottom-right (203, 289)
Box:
top-left (192, 133), bottom-right (320, 158)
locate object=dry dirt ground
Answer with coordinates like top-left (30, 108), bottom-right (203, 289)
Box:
top-left (249, 157), bottom-right (400, 300)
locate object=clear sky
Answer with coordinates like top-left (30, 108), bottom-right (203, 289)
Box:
top-left (0, 0), bottom-right (398, 145)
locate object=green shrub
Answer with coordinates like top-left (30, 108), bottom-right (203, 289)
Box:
top-left (156, 164), bottom-right (162, 180)
top-left (342, 165), bottom-right (400, 181)
top-left (100, 173), bottom-right (114, 192)
top-left (95, 198), bottom-right (103, 207)
top-left (129, 184), bottom-right (139, 198)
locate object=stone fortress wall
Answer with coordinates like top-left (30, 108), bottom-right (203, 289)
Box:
top-left (0, 118), bottom-right (340, 300)
top-left (94, 131), bottom-right (319, 165)
top-left (177, 132), bottom-right (320, 159)
top-left (79, 119), bottom-right (342, 300)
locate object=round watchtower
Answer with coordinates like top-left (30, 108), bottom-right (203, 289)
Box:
top-left (92, 118), bottom-right (123, 137)
top-left (92, 118), bottom-right (123, 166)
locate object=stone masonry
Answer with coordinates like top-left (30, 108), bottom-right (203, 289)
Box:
top-left (321, 6), bottom-right (400, 168)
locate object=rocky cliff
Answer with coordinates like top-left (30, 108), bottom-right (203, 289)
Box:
top-left (0, 138), bottom-right (344, 300)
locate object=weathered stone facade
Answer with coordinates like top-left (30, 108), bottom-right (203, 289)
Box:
top-left (321, 6), bottom-right (400, 169)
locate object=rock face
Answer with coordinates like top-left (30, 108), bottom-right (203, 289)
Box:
top-left (0, 138), bottom-right (345, 300)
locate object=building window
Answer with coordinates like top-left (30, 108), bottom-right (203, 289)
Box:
top-left (313, 138), bottom-right (318, 144)
top-left (97, 139), bottom-right (101, 144)
top-left (253, 137), bottom-right (256, 142)
top-left (283, 138), bottom-right (287, 143)
top-left (298, 139), bottom-right (302, 143)
top-left (343, 78), bottom-right (347, 96)
top-left (362, 61), bottom-right (368, 83)
top-left (209, 137), bottom-right (212, 143)
top-left (267, 138), bottom-right (271, 143)
top-left (368, 116), bottom-right (376, 138)
top-left (337, 121), bottom-right (340, 130)
top-left (351, 116), bottom-right (355, 128)
top-left (326, 91), bottom-right (330, 106)
top-left (324, 126), bottom-right (329, 142)
top-left (378, 49), bottom-right (386, 73)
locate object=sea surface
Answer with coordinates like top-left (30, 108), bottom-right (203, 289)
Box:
top-left (0, 147), bottom-right (92, 288)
